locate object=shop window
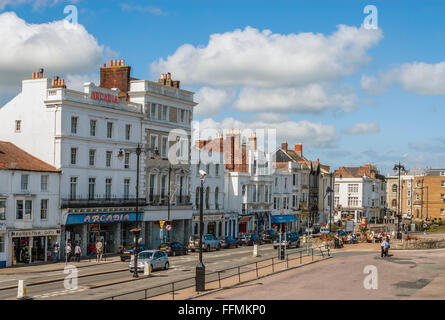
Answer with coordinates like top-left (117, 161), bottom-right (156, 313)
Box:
top-left (218, 222), bottom-right (222, 237)
top-left (0, 235), bottom-right (4, 253)
top-left (40, 199), bottom-right (48, 220)
top-left (194, 223), bottom-right (198, 235)
top-left (0, 200), bottom-right (5, 220)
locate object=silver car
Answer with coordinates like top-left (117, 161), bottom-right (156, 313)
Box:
top-left (128, 250), bottom-right (169, 273)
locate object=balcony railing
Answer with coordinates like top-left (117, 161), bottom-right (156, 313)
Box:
top-left (146, 195), bottom-right (191, 206)
top-left (61, 197), bottom-right (147, 209)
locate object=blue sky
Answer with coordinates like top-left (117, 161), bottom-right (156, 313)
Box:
top-left (1, 0), bottom-right (445, 174)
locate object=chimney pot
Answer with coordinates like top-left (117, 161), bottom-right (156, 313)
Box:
top-left (167, 72), bottom-right (171, 80)
top-left (109, 60), bottom-right (112, 67)
top-left (61, 79), bottom-right (65, 86)
top-left (117, 60), bottom-right (121, 66)
top-left (121, 59), bottom-right (125, 66)
top-left (103, 63), bottom-right (106, 67)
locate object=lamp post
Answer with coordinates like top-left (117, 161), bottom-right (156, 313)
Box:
top-left (393, 162), bottom-right (406, 240)
top-left (118, 145), bottom-right (158, 278)
top-left (324, 186), bottom-right (334, 232)
top-left (196, 170), bottom-right (207, 292)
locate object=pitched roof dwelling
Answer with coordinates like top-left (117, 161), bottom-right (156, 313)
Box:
top-left (0, 141), bottom-right (59, 172)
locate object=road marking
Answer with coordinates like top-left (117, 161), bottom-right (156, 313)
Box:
top-left (33, 287), bottom-right (86, 299)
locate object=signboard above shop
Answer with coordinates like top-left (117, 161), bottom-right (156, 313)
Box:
top-left (10, 229), bottom-right (61, 238)
top-left (66, 212), bottom-right (143, 225)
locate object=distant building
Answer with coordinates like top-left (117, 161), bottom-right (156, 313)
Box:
top-left (334, 163), bottom-right (386, 224)
top-left (412, 169), bottom-right (445, 221)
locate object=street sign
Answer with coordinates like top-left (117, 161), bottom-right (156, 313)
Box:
top-left (160, 220), bottom-right (165, 228)
top-left (166, 224), bottom-right (172, 231)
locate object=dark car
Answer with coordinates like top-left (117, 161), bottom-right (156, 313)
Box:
top-left (238, 233), bottom-right (262, 246)
top-left (221, 237), bottom-right (239, 249)
top-left (273, 232), bottom-right (300, 249)
top-left (261, 230), bottom-right (278, 243)
top-left (157, 242), bottom-right (188, 256)
top-left (119, 244), bottom-right (149, 262)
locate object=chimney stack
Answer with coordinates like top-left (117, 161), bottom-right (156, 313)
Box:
top-left (281, 141), bottom-right (288, 152)
top-left (294, 143), bottom-right (303, 157)
top-left (100, 58), bottom-right (131, 100)
top-left (248, 132), bottom-right (257, 151)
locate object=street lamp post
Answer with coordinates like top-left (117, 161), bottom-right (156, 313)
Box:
top-left (196, 170), bottom-right (207, 292)
top-left (118, 145), bottom-right (157, 278)
top-left (393, 162), bottom-right (406, 240)
top-left (324, 186), bottom-right (334, 232)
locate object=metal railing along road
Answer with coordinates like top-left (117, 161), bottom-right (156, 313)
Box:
top-left (102, 245), bottom-right (330, 300)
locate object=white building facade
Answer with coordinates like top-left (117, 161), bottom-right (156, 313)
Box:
top-left (0, 142), bottom-right (61, 267)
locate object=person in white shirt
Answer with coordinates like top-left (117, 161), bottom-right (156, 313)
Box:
top-left (74, 242), bottom-right (82, 262)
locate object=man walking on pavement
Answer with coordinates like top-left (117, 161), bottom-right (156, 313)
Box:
top-left (380, 238), bottom-right (389, 258)
top-left (96, 239), bottom-right (103, 263)
top-left (74, 242), bottom-right (82, 262)
top-left (65, 241), bottom-right (72, 263)
top-left (53, 242), bottom-right (59, 263)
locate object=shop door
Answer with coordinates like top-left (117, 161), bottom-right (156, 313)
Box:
top-left (207, 222), bottom-right (216, 236)
top-left (239, 222), bottom-right (247, 234)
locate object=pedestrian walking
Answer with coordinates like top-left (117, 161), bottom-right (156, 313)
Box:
top-left (65, 241), bottom-right (72, 263)
top-left (74, 242), bottom-right (82, 262)
top-left (96, 239), bottom-right (103, 263)
top-left (53, 242), bottom-right (59, 263)
top-left (380, 239), bottom-right (386, 257)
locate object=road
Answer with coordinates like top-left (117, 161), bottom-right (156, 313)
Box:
top-left (0, 242), bottom-right (312, 300)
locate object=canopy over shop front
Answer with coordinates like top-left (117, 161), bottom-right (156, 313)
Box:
top-left (271, 215), bottom-right (296, 223)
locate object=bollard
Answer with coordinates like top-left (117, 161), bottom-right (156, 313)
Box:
top-left (144, 262), bottom-right (151, 276)
top-left (253, 244), bottom-right (258, 257)
top-left (17, 280), bottom-right (27, 299)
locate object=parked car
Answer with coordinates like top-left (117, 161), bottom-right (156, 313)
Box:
top-left (128, 250), bottom-right (169, 273)
top-left (188, 234), bottom-right (221, 252)
top-left (220, 237), bottom-right (239, 249)
top-left (119, 244), bottom-right (149, 262)
top-left (238, 233), bottom-right (263, 246)
top-left (273, 232), bottom-right (300, 249)
top-left (157, 242), bottom-right (188, 256)
top-left (261, 230), bottom-right (278, 243)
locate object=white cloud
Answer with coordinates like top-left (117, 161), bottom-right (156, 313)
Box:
top-left (151, 25), bottom-right (382, 88)
top-left (362, 61), bottom-right (445, 95)
top-left (0, 12), bottom-right (104, 87)
top-left (65, 73), bottom-right (99, 91)
top-left (344, 121), bottom-right (379, 135)
top-left (194, 87), bottom-right (234, 117)
top-left (233, 84), bottom-right (357, 113)
top-left (197, 117), bottom-right (336, 148)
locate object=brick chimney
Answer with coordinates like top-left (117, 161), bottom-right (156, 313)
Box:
top-left (100, 59), bottom-right (131, 100)
top-left (281, 141), bottom-right (288, 152)
top-left (294, 143), bottom-right (303, 157)
top-left (248, 132), bottom-right (257, 151)
top-left (158, 72), bottom-right (180, 89)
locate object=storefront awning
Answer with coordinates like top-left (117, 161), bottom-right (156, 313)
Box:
top-left (238, 216), bottom-right (251, 223)
top-left (271, 215), bottom-right (297, 223)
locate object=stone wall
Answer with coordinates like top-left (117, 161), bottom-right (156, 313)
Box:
top-left (391, 238), bottom-right (445, 250)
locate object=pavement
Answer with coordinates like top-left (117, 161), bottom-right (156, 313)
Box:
top-left (194, 247), bottom-right (445, 300)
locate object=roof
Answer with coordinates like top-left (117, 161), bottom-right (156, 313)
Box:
top-left (334, 163), bottom-right (384, 180)
top-left (0, 141), bottom-right (59, 173)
